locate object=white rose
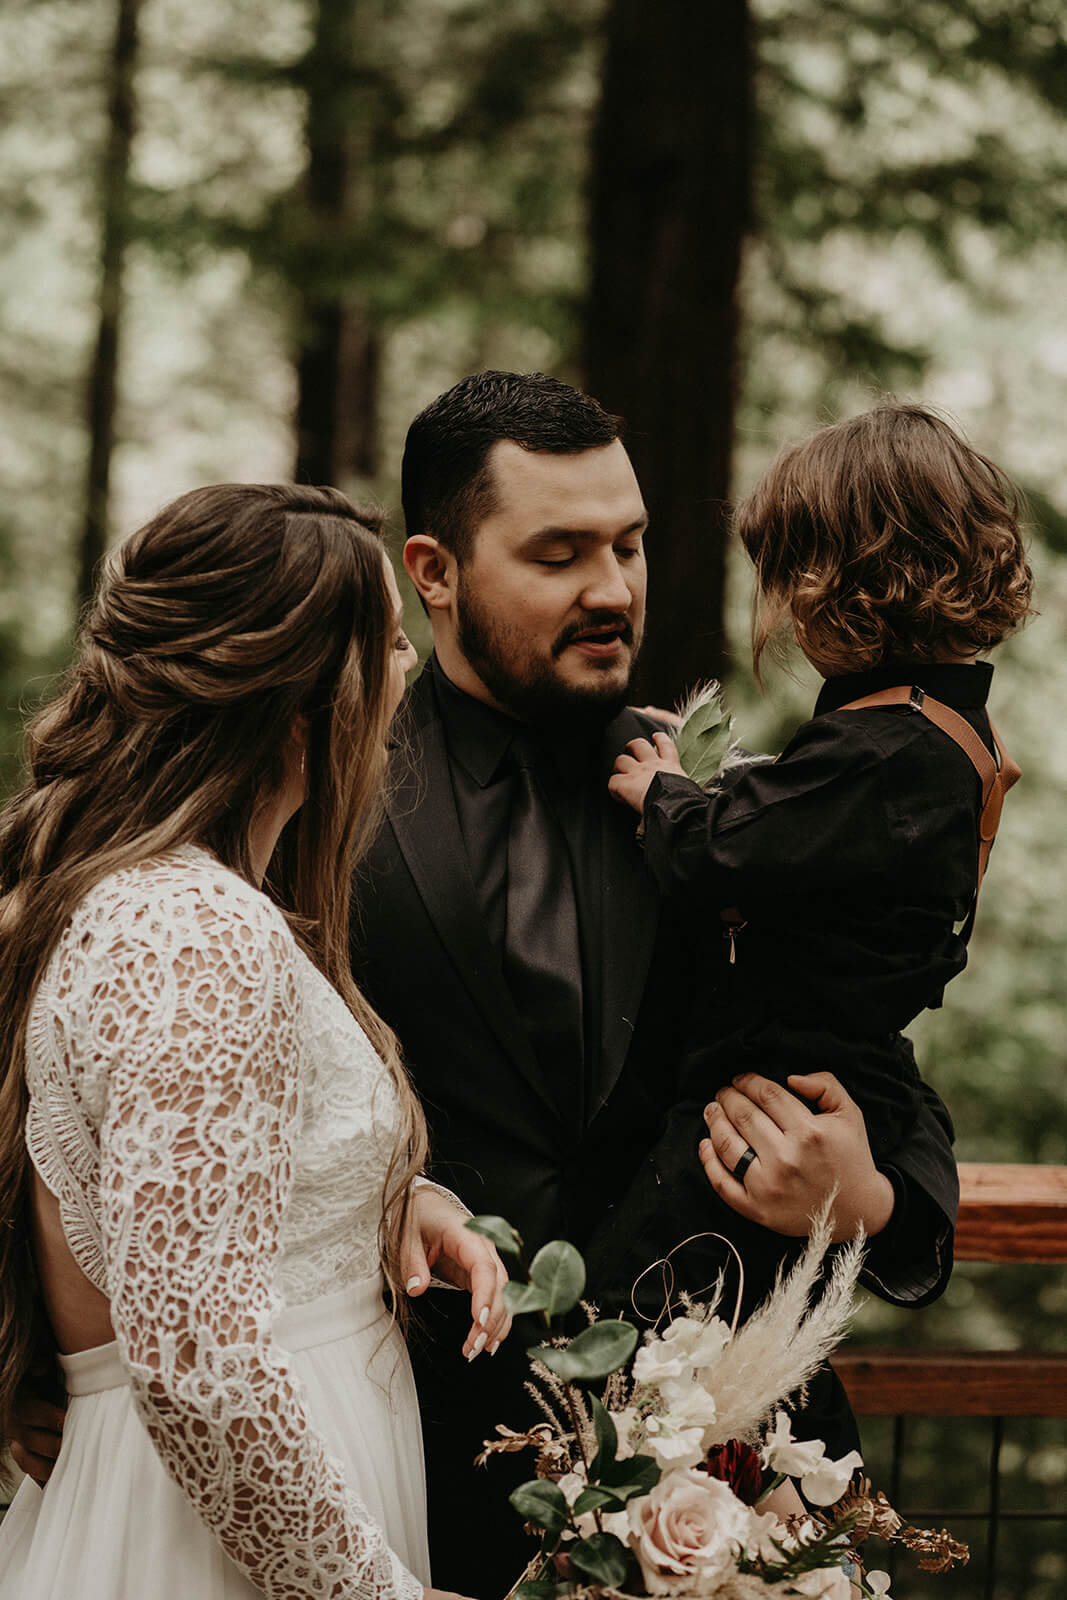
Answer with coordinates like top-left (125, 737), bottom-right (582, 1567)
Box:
top-left (761, 1411), bottom-right (827, 1478)
top-left (634, 1338), bottom-right (687, 1386)
top-left (628, 1467), bottom-right (751, 1595)
top-left (800, 1449), bottom-right (864, 1507)
top-left (786, 1564), bottom-right (853, 1599)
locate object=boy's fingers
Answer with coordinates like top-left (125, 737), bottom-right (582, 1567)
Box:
top-left (9, 1440), bottom-right (56, 1486)
top-left (624, 738), bottom-right (657, 760)
top-left (12, 1397), bottom-right (66, 1435)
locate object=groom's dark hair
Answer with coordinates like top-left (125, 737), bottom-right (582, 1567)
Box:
top-left (401, 370), bottom-right (624, 564)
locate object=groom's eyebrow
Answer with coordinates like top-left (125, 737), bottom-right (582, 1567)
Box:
top-left (523, 517), bottom-right (649, 546)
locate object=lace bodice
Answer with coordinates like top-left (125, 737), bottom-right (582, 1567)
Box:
top-left (25, 846), bottom-right (422, 1600)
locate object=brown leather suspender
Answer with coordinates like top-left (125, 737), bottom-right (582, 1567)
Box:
top-left (838, 683), bottom-right (1021, 930)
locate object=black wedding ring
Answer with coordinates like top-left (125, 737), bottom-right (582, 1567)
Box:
top-left (732, 1145), bottom-right (758, 1185)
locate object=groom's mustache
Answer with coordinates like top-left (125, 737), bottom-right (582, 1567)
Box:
top-left (552, 612), bottom-right (635, 658)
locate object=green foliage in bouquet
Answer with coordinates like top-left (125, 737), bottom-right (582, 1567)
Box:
top-left (466, 1213), bottom-right (969, 1600)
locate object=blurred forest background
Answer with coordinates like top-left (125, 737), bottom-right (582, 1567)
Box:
top-left (1, 0), bottom-right (1065, 1593)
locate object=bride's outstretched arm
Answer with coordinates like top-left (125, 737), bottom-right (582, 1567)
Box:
top-left (96, 885), bottom-right (423, 1600)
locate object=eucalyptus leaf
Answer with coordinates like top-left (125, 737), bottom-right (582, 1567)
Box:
top-left (598, 1451), bottom-right (661, 1496)
top-left (536, 1319), bottom-right (638, 1382)
top-left (567, 1532), bottom-right (631, 1588)
top-left (529, 1239), bottom-right (586, 1317)
top-left (509, 1479), bottom-right (570, 1534)
top-left (514, 1583), bottom-right (567, 1600)
top-left (465, 1215), bottom-right (523, 1257)
top-left (503, 1280), bottom-right (550, 1315)
top-left (589, 1392), bottom-right (618, 1477)
top-left (573, 1484), bottom-right (626, 1515)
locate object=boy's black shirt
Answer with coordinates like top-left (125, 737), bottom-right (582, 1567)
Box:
top-left (645, 658), bottom-right (995, 1048)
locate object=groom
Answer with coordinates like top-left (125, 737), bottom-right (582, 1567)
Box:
top-left (352, 372), bottom-right (958, 1594)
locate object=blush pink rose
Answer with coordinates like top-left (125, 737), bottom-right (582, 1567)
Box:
top-left (629, 1468), bottom-right (751, 1594)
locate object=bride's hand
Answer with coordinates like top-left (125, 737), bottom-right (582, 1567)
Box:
top-left (699, 1070), bottom-right (896, 1242)
top-left (401, 1187), bottom-right (512, 1360)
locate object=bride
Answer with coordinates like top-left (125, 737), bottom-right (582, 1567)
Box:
top-left (0, 483), bottom-right (510, 1599)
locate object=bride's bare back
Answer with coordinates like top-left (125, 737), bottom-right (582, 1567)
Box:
top-left (30, 1169), bottom-right (113, 1354)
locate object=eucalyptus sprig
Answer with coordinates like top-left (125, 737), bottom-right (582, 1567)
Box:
top-left (466, 1217), bottom-right (656, 1596)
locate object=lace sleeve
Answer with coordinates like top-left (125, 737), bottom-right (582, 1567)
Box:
top-left (93, 881), bottom-right (423, 1600)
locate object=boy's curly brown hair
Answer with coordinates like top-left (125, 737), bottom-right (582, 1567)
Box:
top-left (737, 403), bottom-right (1035, 682)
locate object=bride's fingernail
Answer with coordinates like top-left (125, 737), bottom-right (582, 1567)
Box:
top-left (406, 1276), bottom-right (422, 1292)
top-left (478, 1306), bottom-right (489, 1327)
top-left (472, 1331), bottom-right (488, 1355)
top-left (489, 1340), bottom-right (500, 1356)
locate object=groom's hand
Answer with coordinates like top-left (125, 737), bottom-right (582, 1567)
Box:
top-left (401, 1187), bottom-right (512, 1361)
top-left (699, 1071), bottom-right (896, 1242)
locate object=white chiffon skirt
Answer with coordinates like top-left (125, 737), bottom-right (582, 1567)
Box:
top-left (0, 1278), bottom-right (430, 1598)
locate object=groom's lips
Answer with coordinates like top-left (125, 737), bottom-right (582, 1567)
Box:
top-left (556, 620), bottom-right (633, 660)
top-left (572, 635), bottom-right (624, 658)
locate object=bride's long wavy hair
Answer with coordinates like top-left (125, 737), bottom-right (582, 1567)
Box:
top-left (0, 483), bottom-right (428, 1435)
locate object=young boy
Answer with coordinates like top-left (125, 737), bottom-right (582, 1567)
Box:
top-left (610, 403), bottom-right (1032, 1289)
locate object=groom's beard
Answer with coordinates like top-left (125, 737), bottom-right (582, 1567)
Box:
top-left (456, 579), bottom-right (641, 731)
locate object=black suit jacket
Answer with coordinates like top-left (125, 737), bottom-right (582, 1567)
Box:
top-left (350, 664), bottom-right (958, 1592)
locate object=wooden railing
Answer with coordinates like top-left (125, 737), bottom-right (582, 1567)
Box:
top-left (836, 1162), bottom-right (1067, 1598)
top-left (836, 1162), bottom-right (1067, 1417)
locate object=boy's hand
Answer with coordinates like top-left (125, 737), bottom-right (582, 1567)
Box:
top-left (8, 1389), bottom-right (66, 1487)
top-left (609, 732), bottom-right (687, 814)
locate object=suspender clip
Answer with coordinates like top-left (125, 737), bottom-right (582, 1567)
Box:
top-left (909, 685), bottom-right (926, 712)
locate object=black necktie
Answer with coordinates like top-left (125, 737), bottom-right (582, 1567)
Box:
top-left (503, 735), bottom-right (584, 1119)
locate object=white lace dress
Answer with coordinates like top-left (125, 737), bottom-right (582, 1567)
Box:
top-left (0, 846), bottom-right (430, 1600)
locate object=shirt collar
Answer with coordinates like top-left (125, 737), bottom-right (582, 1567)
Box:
top-left (430, 654), bottom-right (519, 787)
top-left (429, 653), bottom-right (604, 786)
top-left (815, 658), bottom-right (994, 716)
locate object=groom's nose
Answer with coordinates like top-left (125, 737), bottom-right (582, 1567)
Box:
top-left (578, 549), bottom-right (636, 614)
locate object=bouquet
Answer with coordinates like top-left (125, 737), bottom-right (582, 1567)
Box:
top-left (467, 1209), bottom-right (967, 1600)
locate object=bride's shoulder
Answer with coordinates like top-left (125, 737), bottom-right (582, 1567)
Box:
top-left (63, 845), bottom-right (294, 972)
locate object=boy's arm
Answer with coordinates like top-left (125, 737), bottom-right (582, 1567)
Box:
top-left (617, 718), bottom-right (898, 903)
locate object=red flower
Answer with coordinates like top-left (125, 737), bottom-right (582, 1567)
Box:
top-left (701, 1440), bottom-right (764, 1505)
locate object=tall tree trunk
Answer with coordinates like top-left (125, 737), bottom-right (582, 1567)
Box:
top-left (78, 0), bottom-right (142, 614)
top-left (585, 0), bottom-right (751, 703)
top-left (294, 0), bottom-right (379, 487)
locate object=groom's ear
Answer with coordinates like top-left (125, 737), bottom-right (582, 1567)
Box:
top-left (404, 534), bottom-right (455, 613)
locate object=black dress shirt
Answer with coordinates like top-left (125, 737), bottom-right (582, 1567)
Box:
top-left (431, 657), bottom-right (604, 1114)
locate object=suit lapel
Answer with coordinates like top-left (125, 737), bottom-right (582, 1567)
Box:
top-left (385, 670), bottom-right (557, 1116)
top-left (592, 708), bottom-right (663, 1116)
